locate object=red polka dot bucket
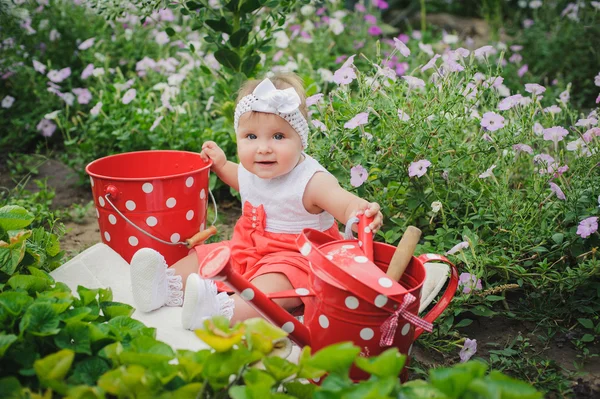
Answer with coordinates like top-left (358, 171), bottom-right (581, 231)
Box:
top-left (86, 150), bottom-right (213, 265)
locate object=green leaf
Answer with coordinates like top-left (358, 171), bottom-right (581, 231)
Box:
top-left (243, 367), bottom-right (276, 389)
top-left (0, 377), bottom-right (22, 399)
top-left (283, 380), bottom-right (316, 398)
top-left (186, 1), bottom-right (203, 10)
top-left (0, 333), bottom-right (18, 357)
top-left (34, 349), bottom-right (75, 381)
top-left (581, 334), bottom-right (595, 342)
top-left (180, 7), bottom-right (190, 15)
top-left (485, 295), bottom-right (505, 302)
top-left (107, 316), bottom-right (153, 341)
top-left (0, 291), bottom-right (33, 316)
top-left (467, 370), bottom-right (543, 399)
top-left (165, 27), bottom-right (176, 36)
top-left (397, 380), bottom-right (448, 398)
top-left (65, 385), bottom-right (104, 399)
top-left (7, 274), bottom-right (48, 293)
top-left (262, 356), bottom-right (299, 381)
top-left (68, 356), bottom-right (111, 386)
top-left (241, 55), bottom-right (260, 77)
top-left (54, 321), bottom-right (92, 354)
top-left (205, 18), bottom-right (233, 34)
top-left (61, 307), bottom-right (92, 323)
top-left (0, 231), bottom-right (29, 275)
top-left (429, 361), bottom-right (488, 398)
top-left (19, 302), bottom-right (61, 336)
top-left (305, 342), bottom-right (360, 376)
top-left (119, 336), bottom-right (175, 367)
top-left (229, 28), bottom-right (250, 48)
top-left (225, 0), bottom-right (239, 12)
top-left (454, 319), bottom-right (473, 328)
top-left (171, 383), bottom-right (205, 398)
top-left (578, 318), bottom-right (594, 329)
top-left (28, 266), bottom-right (55, 283)
top-left (354, 348), bottom-right (406, 378)
top-left (240, 0), bottom-right (261, 13)
top-left (214, 48), bottom-right (241, 71)
top-left (97, 364), bottom-right (152, 397)
top-left (551, 233), bottom-right (564, 245)
top-left (0, 205), bottom-right (34, 231)
top-left (101, 301), bottom-right (134, 319)
top-left (297, 346), bottom-right (326, 380)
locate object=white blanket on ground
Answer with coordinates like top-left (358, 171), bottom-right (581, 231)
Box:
top-left (50, 243), bottom-right (449, 352)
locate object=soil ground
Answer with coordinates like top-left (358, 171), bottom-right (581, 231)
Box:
top-left (2, 158), bottom-right (599, 398)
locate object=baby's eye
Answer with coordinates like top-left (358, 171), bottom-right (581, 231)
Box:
top-left (273, 133), bottom-right (284, 140)
top-left (246, 134), bottom-right (257, 140)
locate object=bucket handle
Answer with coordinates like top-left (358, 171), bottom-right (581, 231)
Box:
top-left (413, 253), bottom-right (459, 340)
top-left (103, 185), bottom-right (218, 249)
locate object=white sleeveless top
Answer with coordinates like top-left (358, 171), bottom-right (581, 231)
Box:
top-left (238, 154), bottom-right (336, 234)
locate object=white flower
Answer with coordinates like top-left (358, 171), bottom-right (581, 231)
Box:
top-left (90, 102), bottom-right (102, 116)
top-left (393, 38), bottom-right (410, 57)
top-left (402, 76), bottom-right (425, 90)
top-left (418, 42), bottom-right (433, 56)
top-left (33, 60), bottom-right (46, 74)
top-left (300, 4), bottom-right (315, 16)
top-left (61, 93), bottom-right (75, 106)
top-left (274, 30), bottom-right (290, 48)
top-left (149, 116), bottom-right (164, 131)
top-left (529, 0), bottom-right (542, 9)
top-left (446, 241), bottom-right (469, 255)
top-left (122, 88), bottom-right (137, 105)
top-left (328, 18), bottom-right (344, 35)
top-left (92, 67), bottom-right (105, 77)
top-left (397, 109), bottom-right (410, 121)
top-left (44, 110), bottom-right (61, 120)
top-left (431, 201), bottom-right (442, 213)
top-left (317, 68), bottom-right (334, 83)
top-left (1, 96), bottom-right (15, 109)
top-left (479, 164), bottom-right (497, 179)
top-left (78, 37), bottom-right (95, 50)
top-left (155, 31), bottom-right (170, 46)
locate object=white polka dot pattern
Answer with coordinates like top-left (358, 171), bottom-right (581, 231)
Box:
top-left (125, 200), bottom-right (136, 211)
top-left (146, 216), bottom-right (158, 227)
top-left (128, 236), bottom-right (139, 246)
top-left (342, 244), bottom-right (355, 249)
top-left (95, 208), bottom-right (99, 218)
top-left (360, 328), bottom-right (374, 340)
top-left (378, 277), bottom-right (393, 288)
top-left (319, 315), bottom-right (329, 328)
top-left (98, 196), bottom-right (105, 207)
top-left (108, 214), bottom-right (117, 225)
top-left (104, 231), bottom-right (111, 241)
top-left (282, 322), bottom-right (295, 333)
top-left (241, 288), bottom-right (255, 300)
top-left (200, 189), bottom-right (206, 199)
top-left (401, 323), bottom-right (411, 336)
top-left (295, 288), bottom-right (310, 296)
top-left (300, 242), bottom-right (311, 256)
top-left (166, 197), bottom-right (176, 208)
top-left (90, 177), bottom-right (94, 187)
top-left (142, 183), bottom-right (153, 193)
top-left (170, 233), bottom-right (180, 243)
top-left (186, 210), bottom-right (194, 220)
top-left (185, 177), bottom-right (194, 187)
top-left (354, 256), bottom-right (368, 263)
top-left (375, 295), bottom-right (388, 308)
top-left (345, 296), bottom-right (359, 309)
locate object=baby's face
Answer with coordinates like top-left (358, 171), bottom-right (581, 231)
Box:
top-left (236, 112), bottom-right (303, 179)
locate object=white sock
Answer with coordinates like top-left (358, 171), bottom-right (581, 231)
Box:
top-left (130, 248), bottom-right (183, 313)
top-left (181, 274), bottom-right (235, 330)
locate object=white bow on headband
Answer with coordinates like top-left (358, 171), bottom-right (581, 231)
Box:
top-left (250, 78), bottom-right (301, 114)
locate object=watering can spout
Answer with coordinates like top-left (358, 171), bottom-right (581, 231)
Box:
top-left (197, 246), bottom-right (311, 348)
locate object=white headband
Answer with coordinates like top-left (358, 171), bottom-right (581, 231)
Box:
top-left (234, 78), bottom-right (309, 149)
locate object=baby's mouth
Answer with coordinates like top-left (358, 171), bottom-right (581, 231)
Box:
top-left (255, 161), bottom-right (277, 166)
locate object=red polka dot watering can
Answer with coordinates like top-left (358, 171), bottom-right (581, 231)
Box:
top-left (86, 150), bottom-right (217, 265)
top-left (198, 214), bottom-right (458, 381)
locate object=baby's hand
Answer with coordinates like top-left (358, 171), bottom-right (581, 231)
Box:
top-left (356, 202), bottom-right (384, 234)
top-left (200, 141), bottom-right (227, 172)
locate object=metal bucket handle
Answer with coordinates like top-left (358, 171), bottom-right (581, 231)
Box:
top-left (103, 184), bottom-right (218, 249)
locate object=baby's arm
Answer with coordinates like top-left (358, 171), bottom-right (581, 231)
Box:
top-left (304, 172), bottom-right (383, 233)
top-left (200, 141), bottom-right (239, 191)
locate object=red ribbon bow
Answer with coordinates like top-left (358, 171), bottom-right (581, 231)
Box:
top-left (379, 293), bottom-right (433, 347)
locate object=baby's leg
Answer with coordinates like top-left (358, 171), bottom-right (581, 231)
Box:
top-left (230, 272), bottom-right (303, 325)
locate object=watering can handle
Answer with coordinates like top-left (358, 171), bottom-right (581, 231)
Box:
top-left (344, 215), bottom-right (374, 261)
top-left (413, 253), bottom-right (459, 340)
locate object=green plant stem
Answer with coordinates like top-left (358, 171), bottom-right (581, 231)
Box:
top-left (420, 0), bottom-right (426, 33)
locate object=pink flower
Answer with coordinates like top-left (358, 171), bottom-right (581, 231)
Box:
top-left (81, 63), bottom-right (94, 80)
top-left (402, 76), bottom-right (425, 89)
top-left (421, 54), bottom-right (440, 72)
top-left (575, 117), bottom-right (598, 128)
top-left (78, 37), bottom-right (95, 50)
top-left (397, 109), bottom-right (410, 121)
top-left (149, 115), bottom-right (163, 132)
top-left (37, 118), bottom-right (56, 137)
top-left (525, 83), bottom-right (546, 95)
top-left (577, 217), bottom-right (599, 238)
top-left (544, 105), bottom-right (562, 114)
top-left (373, 0), bottom-right (389, 10)
top-left (364, 15), bottom-right (377, 24)
top-left (447, 241), bottom-right (469, 255)
top-left (393, 38), bottom-right (410, 57)
top-left (480, 112), bottom-right (505, 132)
top-left (333, 66), bottom-right (356, 85)
top-left (33, 60), bottom-right (46, 74)
top-left (549, 182), bottom-right (566, 200)
top-left (458, 273), bottom-right (482, 294)
top-left (513, 143), bottom-right (533, 154)
top-left (344, 112), bottom-right (369, 129)
top-left (474, 45), bottom-right (495, 59)
top-left (72, 88), bottom-right (92, 105)
top-left (582, 127), bottom-right (600, 143)
top-left (122, 88), bottom-right (137, 104)
top-left (518, 64), bottom-right (528, 77)
top-left (482, 133), bottom-right (494, 142)
top-left (90, 101), bottom-right (102, 116)
top-left (543, 126), bottom-right (568, 144)
top-left (498, 94), bottom-right (523, 111)
top-left (306, 93), bottom-right (323, 107)
top-left (312, 120), bottom-right (327, 132)
top-left (368, 25), bottom-right (382, 36)
top-left (350, 165), bottom-right (369, 187)
top-left (408, 159), bottom-right (431, 178)
top-left (523, 19), bottom-right (534, 28)
top-left (395, 62), bottom-right (409, 76)
top-left (47, 67), bottom-right (71, 83)
top-left (354, 3), bottom-right (366, 12)
top-left (460, 338), bottom-right (478, 362)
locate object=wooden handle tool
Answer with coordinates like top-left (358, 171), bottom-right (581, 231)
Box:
top-left (185, 225), bottom-right (218, 249)
top-left (386, 226), bottom-right (422, 282)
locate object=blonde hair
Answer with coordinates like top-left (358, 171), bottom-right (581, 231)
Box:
top-left (236, 72), bottom-right (309, 120)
